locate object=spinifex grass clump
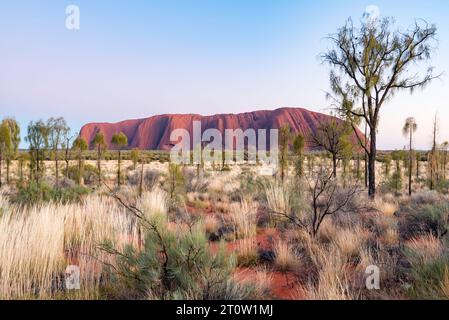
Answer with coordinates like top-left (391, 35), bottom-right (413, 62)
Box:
top-left (0, 194), bottom-right (138, 299)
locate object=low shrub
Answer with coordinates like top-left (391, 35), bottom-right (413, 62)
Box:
top-left (100, 207), bottom-right (255, 300)
top-left (65, 164), bottom-right (99, 185)
top-left (400, 202), bottom-right (449, 239)
top-left (15, 181), bottom-right (90, 205)
top-left (128, 169), bottom-right (161, 190)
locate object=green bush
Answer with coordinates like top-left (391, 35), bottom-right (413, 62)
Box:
top-left (15, 181), bottom-right (90, 205)
top-left (404, 253), bottom-right (449, 299)
top-left (65, 164), bottom-right (99, 185)
top-left (400, 203), bottom-right (449, 239)
top-left (100, 209), bottom-right (257, 300)
top-left (380, 170), bottom-right (403, 194)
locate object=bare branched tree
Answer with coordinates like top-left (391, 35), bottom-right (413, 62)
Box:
top-left (269, 167), bottom-right (361, 237)
top-left (309, 118), bottom-right (353, 178)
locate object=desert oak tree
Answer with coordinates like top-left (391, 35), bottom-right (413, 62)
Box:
top-left (323, 17), bottom-right (440, 197)
top-left (111, 132), bottom-right (128, 187)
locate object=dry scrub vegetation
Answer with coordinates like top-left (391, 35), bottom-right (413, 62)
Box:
top-left (0, 156), bottom-right (449, 300)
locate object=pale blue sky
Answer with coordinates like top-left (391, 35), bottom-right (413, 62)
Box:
top-left (1, 0), bottom-right (448, 149)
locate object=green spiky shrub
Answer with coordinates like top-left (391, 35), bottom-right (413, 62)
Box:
top-left (100, 208), bottom-right (257, 300)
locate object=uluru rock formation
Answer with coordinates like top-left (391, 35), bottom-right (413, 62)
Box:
top-left (79, 107), bottom-right (362, 151)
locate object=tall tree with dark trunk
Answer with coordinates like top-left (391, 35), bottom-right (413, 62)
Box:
top-left (441, 141), bottom-right (449, 181)
top-left (0, 122), bottom-right (12, 188)
top-left (278, 125), bottom-right (291, 183)
top-left (63, 133), bottom-right (74, 180)
top-left (403, 117), bottom-right (417, 195)
top-left (72, 136), bottom-right (88, 185)
top-left (1, 118), bottom-right (20, 185)
top-left (93, 132), bottom-right (108, 186)
top-left (26, 120), bottom-right (50, 182)
top-left (111, 132), bottom-right (128, 187)
top-left (293, 133), bottom-right (305, 179)
top-left (323, 16), bottom-right (439, 198)
top-left (130, 148), bottom-right (140, 171)
top-left (47, 117), bottom-right (70, 188)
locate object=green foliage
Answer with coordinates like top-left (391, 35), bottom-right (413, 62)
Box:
top-left (293, 134), bottom-right (305, 178)
top-left (72, 136), bottom-right (88, 152)
top-left (0, 118), bottom-right (20, 186)
top-left (310, 119), bottom-right (353, 178)
top-left (130, 148), bottom-right (140, 170)
top-left (15, 181), bottom-right (90, 205)
top-left (0, 122), bottom-right (12, 156)
top-left (93, 132), bottom-right (107, 150)
top-left (165, 164), bottom-right (185, 210)
top-left (111, 132), bottom-right (128, 149)
top-left (278, 125), bottom-right (291, 182)
top-left (325, 16), bottom-right (438, 197)
top-left (26, 120), bottom-right (50, 181)
top-left (383, 154), bottom-right (392, 177)
top-left (389, 169), bottom-right (403, 193)
top-left (404, 248), bottom-right (449, 299)
top-left (1, 118), bottom-right (20, 154)
top-left (402, 203), bottom-right (449, 239)
top-left (47, 117), bottom-right (70, 170)
top-left (100, 209), bottom-right (252, 300)
top-left (111, 132), bottom-right (129, 186)
top-left (65, 164), bottom-right (99, 186)
top-left (400, 202), bottom-right (449, 239)
top-left (381, 151), bottom-right (403, 193)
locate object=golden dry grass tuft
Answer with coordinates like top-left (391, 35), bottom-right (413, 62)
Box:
top-left (230, 199), bottom-right (258, 240)
top-left (0, 195), bottom-right (139, 299)
top-left (405, 234), bottom-right (443, 264)
top-left (441, 267), bottom-right (449, 299)
top-left (204, 215), bottom-right (220, 235)
top-left (274, 240), bottom-right (300, 272)
top-left (374, 197), bottom-right (398, 217)
top-left (332, 227), bottom-right (370, 261)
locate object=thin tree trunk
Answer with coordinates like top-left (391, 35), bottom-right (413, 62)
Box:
top-left (0, 152), bottom-right (2, 188)
top-left (443, 151), bottom-right (447, 181)
top-left (332, 154), bottom-right (337, 178)
top-left (65, 138), bottom-right (70, 179)
top-left (117, 150), bottom-right (121, 187)
top-left (416, 154), bottom-right (419, 179)
top-left (409, 130), bottom-right (412, 196)
top-left (368, 130), bottom-right (376, 198)
top-left (139, 159), bottom-right (144, 197)
top-left (6, 159), bottom-right (10, 185)
top-left (97, 146), bottom-right (101, 186)
top-left (55, 151), bottom-right (59, 188)
top-left (36, 148), bottom-right (40, 183)
top-left (78, 151), bottom-right (83, 185)
top-left (19, 160), bottom-right (23, 183)
top-left (364, 122), bottom-right (368, 188)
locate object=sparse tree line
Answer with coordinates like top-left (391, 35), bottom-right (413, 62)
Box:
top-left (0, 117), bottom-right (141, 191)
top-left (1, 113), bottom-right (449, 197)
top-left (274, 111), bottom-right (449, 202)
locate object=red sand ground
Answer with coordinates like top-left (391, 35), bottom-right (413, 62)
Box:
top-left (209, 226), bottom-right (305, 300)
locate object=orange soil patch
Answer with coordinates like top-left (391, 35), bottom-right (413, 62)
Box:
top-left (234, 267), bottom-right (304, 300)
top-left (209, 227), bottom-right (280, 254)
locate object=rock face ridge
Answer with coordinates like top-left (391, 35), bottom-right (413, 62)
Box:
top-left (79, 107), bottom-right (362, 150)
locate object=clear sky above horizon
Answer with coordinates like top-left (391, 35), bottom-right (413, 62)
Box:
top-left (1, 0), bottom-right (448, 149)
